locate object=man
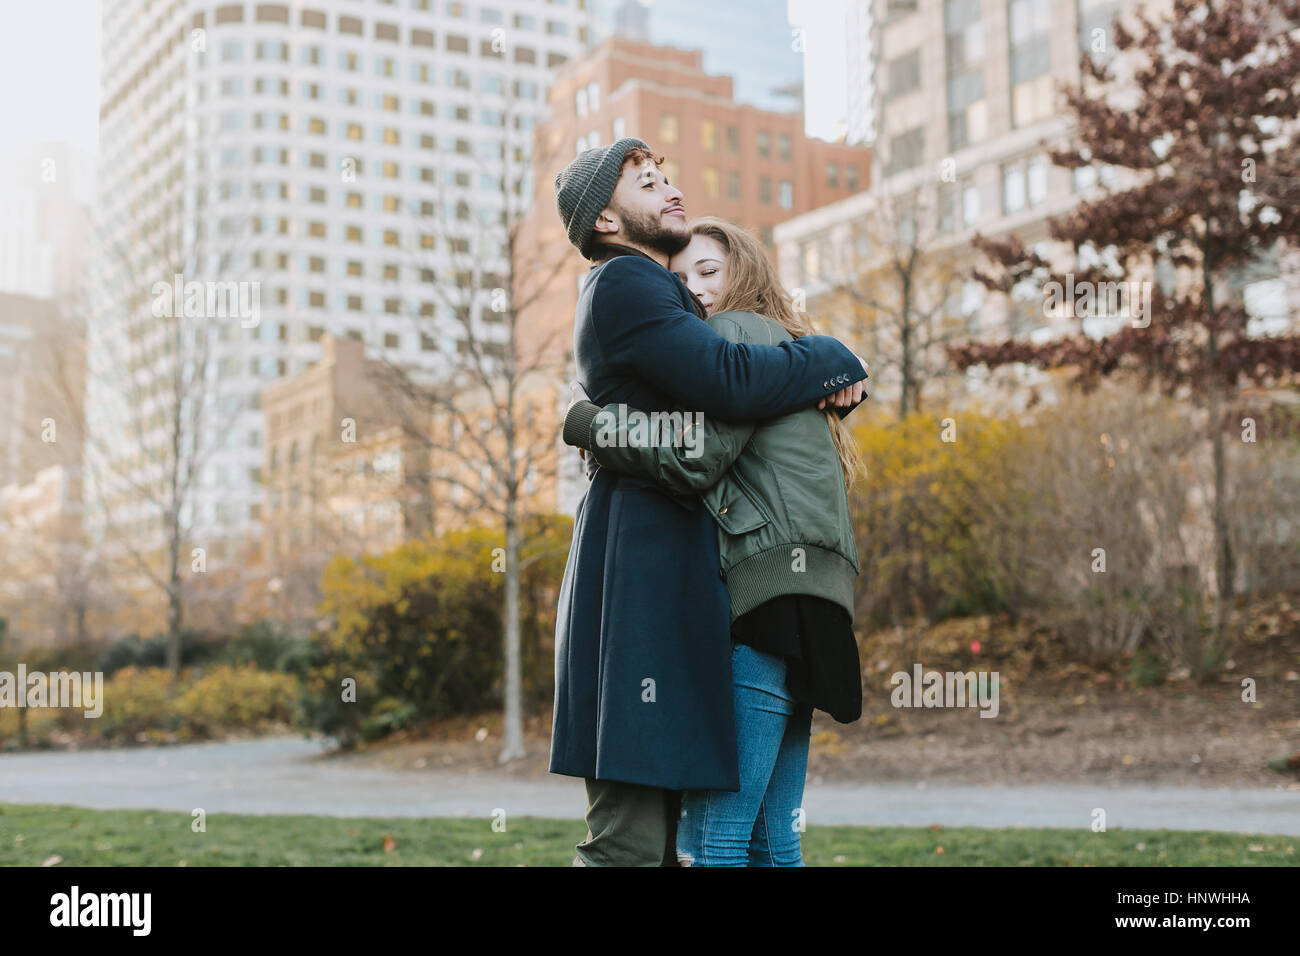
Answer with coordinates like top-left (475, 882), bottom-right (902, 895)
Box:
top-left (549, 137), bottom-right (868, 866)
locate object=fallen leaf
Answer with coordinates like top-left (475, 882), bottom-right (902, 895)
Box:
top-left (42, 855), bottom-right (62, 867)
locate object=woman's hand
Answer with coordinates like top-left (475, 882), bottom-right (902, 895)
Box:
top-left (818, 355), bottom-right (869, 410)
top-left (568, 380), bottom-right (590, 411)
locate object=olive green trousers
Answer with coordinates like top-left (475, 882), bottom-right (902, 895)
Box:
top-left (574, 778), bottom-right (682, 867)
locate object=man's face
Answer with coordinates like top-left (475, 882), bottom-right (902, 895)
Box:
top-left (595, 159), bottom-right (689, 256)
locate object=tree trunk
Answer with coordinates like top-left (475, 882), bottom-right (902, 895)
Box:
top-left (1202, 270), bottom-right (1235, 658)
top-left (498, 505), bottom-right (526, 762)
top-left (1208, 384), bottom-right (1235, 648)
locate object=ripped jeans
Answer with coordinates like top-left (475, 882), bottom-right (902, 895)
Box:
top-left (676, 642), bottom-right (814, 867)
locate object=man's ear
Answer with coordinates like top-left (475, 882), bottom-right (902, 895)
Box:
top-left (592, 207), bottom-right (619, 236)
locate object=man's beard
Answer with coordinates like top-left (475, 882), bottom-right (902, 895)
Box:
top-left (617, 203), bottom-right (690, 257)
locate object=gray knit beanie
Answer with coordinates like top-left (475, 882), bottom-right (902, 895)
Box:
top-left (554, 137), bottom-right (650, 259)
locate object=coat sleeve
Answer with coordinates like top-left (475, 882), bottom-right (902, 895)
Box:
top-left (590, 256), bottom-right (865, 421)
top-left (566, 313), bottom-right (754, 492)
top-left (582, 403), bottom-right (753, 494)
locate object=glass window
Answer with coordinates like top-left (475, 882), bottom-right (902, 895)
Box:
top-left (1002, 163), bottom-right (1026, 213)
top-left (1027, 156), bottom-right (1048, 205)
top-left (702, 166), bottom-right (719, 198)
top-left (700, 120), bottom-right (716, 150)
top-left (659, 113), bottom-right (679, 144)
top-left (778, 180), bottom-right (793, 210)
top-left (962, 181), bottom-right (980, 226)
top-left (885, 50), bottom-right (921, 101)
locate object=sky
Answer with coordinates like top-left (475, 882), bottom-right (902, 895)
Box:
top-left (790, 0), bottom-right (851, 142)
top-left (0, 0), bottom-right (850, 158)
top-left (0, 0), bottom-right (103, 155)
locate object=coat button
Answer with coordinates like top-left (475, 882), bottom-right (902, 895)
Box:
top-left (822, 381), bottom-right (830, 389)
top-left (719, 506), bottom-right (728, 514)
top-left (718, 568), bottom-right (725, 579)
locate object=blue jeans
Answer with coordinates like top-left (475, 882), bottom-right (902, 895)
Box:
top-left (676, 643), bottom-right (814, 866)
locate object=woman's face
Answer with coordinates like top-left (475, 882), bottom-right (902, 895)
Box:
top-left (669, 234), bottom-right (729, 316)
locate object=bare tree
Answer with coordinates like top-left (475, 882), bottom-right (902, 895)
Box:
top-left (811, 183), bottom-right (968, 418)
top-left (83, 133), bottom-right (259, 679)
top-left (361, 85), bottom-right (572, 762)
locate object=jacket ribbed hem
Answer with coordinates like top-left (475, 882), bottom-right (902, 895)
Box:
top-left (724, 544), bottom-right (857, 622)
top-left (563, 400), bottom-right (600, 448)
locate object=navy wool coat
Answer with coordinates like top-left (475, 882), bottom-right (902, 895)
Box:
top-left (549, 250), bottom-right (867, 792)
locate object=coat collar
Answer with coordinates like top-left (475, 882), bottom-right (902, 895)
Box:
top-left (588, 242), bottom-right (708, 320)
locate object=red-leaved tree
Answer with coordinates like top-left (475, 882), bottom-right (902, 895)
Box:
top-left (949, 0), bottom-right (1300, 652)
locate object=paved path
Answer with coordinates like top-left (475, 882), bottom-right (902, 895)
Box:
top-left (1, 736), bottom-right (1296, 834)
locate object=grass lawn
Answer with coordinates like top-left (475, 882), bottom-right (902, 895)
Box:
top-left (0, 804), bottom-right (1295, 866)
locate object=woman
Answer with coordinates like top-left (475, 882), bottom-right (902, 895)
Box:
top-left (563, 216), bottom-right (866, 866)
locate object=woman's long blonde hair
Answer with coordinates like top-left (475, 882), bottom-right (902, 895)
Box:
top-left (688, 216), bottom-right (866, 489)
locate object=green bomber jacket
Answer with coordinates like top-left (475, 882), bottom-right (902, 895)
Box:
top-left (562, 309), bottom-right (860, 622)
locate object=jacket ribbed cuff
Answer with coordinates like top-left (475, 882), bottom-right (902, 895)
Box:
top-left (563, 400), bottom-right (601, 449)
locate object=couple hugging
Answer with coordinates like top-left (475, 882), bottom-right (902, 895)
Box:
top-left (549, 137), bottom-right (869, 867)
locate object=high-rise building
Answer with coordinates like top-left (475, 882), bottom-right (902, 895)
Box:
top-left (844, 0), bottom-right (874, 145)
top-left (0, 143), bottom-right (95, 303)
top-left (88, 0), bottom-right (592, 578)
top-left (595, 0), bottom-right (804, 113)
top-left (775, 0), bottom-right (1176, 413)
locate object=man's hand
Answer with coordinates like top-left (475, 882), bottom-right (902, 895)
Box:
top-left (817, 355), bottom-right (869, 410)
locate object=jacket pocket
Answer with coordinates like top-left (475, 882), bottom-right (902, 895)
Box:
top-left (705, 473), bottom-right (770, 535)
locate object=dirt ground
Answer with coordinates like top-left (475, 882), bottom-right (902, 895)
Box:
top-left (337, 599), bottom-right (1300, 790)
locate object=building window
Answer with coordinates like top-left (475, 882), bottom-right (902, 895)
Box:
top-left (826, 162), bottom-right (839, 188)
top-left (759, 176), bottom-right (772, 204)
top-left (962, 180), bottom-right (980, 226)
top-left (701, 120), bottom-right (717, 150)
top-left (778, 134), bottom-right (791, 162)
top-left (726, 124), bottom-right (739, 153)
top-left (885, 49), bottom-right (921, 101)
top-left (847, 165), bottom-right (859, 192)
top-left (778, 180), bottom-right (793, 210)
top-left (612, 116), bottom-right (626, 140)
top-left (758, 130), bottom-right (770, 158)
top-left (659, 113), bottom-right (679, 144)
top-left (702, 167), bottom-right (719, 198)
top-left (1026, 155), bottom-right (1048, 205)
top-left (885, 127), bottom-right (924, 176)
top-left (587, 81), bottom-right (600, 112)
top-left (946, 0), bottom-right (986, 150)
top-left (726, 170), bottom-right (741, 201)
top-left (575, 87), bottom-right (588, 117)
top-left (1009, 0), bottom-right (1053, 127)
top-left (1002, 162), bottom-right (1026, 214)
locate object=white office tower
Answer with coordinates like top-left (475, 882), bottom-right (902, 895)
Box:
top-left (844, 0), bottom-right (874, 145)
top-left (89, 0), bottom-right (591, 580)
